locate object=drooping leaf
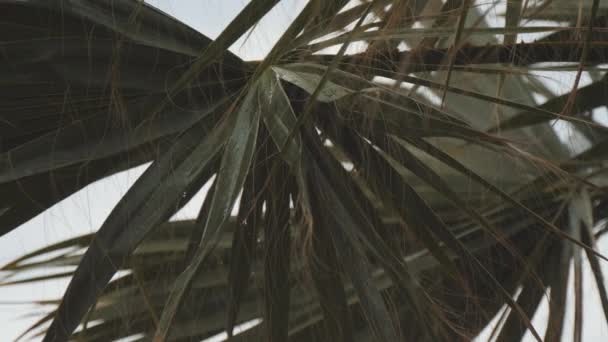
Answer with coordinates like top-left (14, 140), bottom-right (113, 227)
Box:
top-left (263, 158), bottom-right (292, 342)
top-left (43, 116), bottom-right (230, 341)
top-left (153, 79), bottom-right (263, 341)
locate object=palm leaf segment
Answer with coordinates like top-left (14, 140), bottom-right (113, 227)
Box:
top-left (2, 0), bottom-right (608, 341)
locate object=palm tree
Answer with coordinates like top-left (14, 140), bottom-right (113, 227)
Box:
top-left (2, 0), bottom-right (608, 340)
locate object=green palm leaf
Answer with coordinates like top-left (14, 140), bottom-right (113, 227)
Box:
top-left (3, 1), bottom-right (608, 341)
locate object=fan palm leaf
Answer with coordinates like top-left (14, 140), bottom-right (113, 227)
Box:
top-left (2, 0), bottom-right (608, 341)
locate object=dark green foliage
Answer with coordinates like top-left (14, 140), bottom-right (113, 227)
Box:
top-left (2, 1), bottom-right (608, 341)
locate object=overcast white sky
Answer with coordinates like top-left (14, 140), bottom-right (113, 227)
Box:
top-left (1, 1), bottom-right (607, 341)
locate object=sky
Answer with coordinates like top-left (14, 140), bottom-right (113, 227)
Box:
top-left (1, 1), bottom-right (607, 341)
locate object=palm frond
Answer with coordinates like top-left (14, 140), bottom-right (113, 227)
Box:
top-left (2, 1), bottom-right (608, 341)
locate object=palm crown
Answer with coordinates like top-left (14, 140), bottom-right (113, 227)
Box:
top-left (2, 0), bottom-right (608, 341)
